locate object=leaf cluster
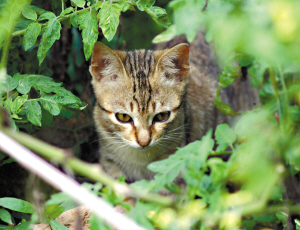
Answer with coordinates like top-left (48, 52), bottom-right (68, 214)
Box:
top-left (1, 73), bottom-right (86, 130)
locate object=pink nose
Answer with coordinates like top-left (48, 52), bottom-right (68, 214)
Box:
top-left (137, 139), bottom-right (151, 147)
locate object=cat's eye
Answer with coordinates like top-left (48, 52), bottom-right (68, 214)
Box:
top-left (116, 113), bottom-right (133, 123)
top-left (153, 111), bottom-right (171, 123)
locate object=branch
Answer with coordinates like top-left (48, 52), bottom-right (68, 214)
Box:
top-left (2, 128), bottom-right (173, 207)
top-left (0, 130), bottom-right (145, 230)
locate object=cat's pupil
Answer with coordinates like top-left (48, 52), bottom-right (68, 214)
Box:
top-left (153, 111), bottom-right (171, 123)
top-left (116, 113), bottom-right (132, 123)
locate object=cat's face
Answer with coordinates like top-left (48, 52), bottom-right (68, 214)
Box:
top-left (90, 42), bottom-right (190, 149)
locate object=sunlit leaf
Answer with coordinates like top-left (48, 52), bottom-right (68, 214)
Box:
top-left (37, 18), bottom-right (61, 65)
top-left (24, 100), bottom-right (42, 127)
top-left (0, 198), bottom-right (34, 214)
top-left (77, 8), bottom-right (99, 59)
top-left (23, 22), bottom-right (41, 50)
top-left (98, 3), bottom-right (121, 42)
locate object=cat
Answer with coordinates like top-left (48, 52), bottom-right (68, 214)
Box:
top-left (89, 35), bottom-right (228, 182)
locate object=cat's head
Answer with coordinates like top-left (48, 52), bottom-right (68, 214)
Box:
top-left (90, 42), bottom-right (190, 149)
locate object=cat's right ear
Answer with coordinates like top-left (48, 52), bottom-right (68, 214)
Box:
top-left (89, 42), bottom-right (126, 82)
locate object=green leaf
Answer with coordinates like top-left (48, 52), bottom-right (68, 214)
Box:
top-left (47, 205), bottom-right (65, 219)
top-left (248, 61), bottom-right (268, 88)
top-left (39, 95), bottom-right (62, 116)
top-left (218, 74), bottom-right (238, 88)
top-left (89, 213), bottom-right (113, 230)
top-left (0, 198), bottom-right (34, 214)
top-left (214, 86), bottom-right (239, 116)
top-left (11, 95), bottom-right (28, 114)
top-left (27, 5), bottom-right (47, 15)
top-left (23, 101), bottom-right (42, 127)
top-left (60, 7), bottom-right (74, 16)
top-left (2, 74), bottom-right (18, 91)
top-left (127, 202), bottom-right (157, 230)
top-left (13, 222), bottom-right (31, 230)
top-left (136, 0), bottom-right (155, 11)
top-left (37, 18), bottom-right (61, 65)
top-left (23, 22), bottom-right (41, 50)
top-left (39, 12), bottom-right (56, 21)
top-left (46, 193), bottom-right (72, 206)
top-left (41, 107), bottom-right (53, 126)
top-left (49, 219), bottom-right (69, 230)
top-left (71, 0), bottom-right (85, 8)
top-left (98, 3), bottom-right (121, 42)
top-left (153, 25), bottom-right (176, 43)
top-left (77, 8), bottom-right (99, 59)
top-left (118, 0), bottom-right (130, 12)
top-left (94, 1), bottom-right (102, 10)
top-left (148, 152), bottom-right (186, 191)
top-left (0, 208), bottom-right (12, 224)
top-left (22, 5), bottom-right (37, 21)
top-left (207, 158), bottom-right (228, 185)
top-left (144, 6), bottom-right (171, 28)
top-left (215, 123), bottom-right (236, 150)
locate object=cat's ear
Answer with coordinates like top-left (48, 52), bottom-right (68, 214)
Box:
top-left (155, 43), bottom-right (190, 84)
top-left (89, 42), bottom-right (126, 82)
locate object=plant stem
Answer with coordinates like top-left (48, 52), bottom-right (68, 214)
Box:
top-left (12, 7), bottom-right (91, 38)
top-left (0, 17), bottom-right (14, 69)
top-left (2, 128), bottom-right (173, 207)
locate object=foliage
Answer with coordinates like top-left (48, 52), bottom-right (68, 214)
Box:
top-left (1, 0), bottom-right (300, 229)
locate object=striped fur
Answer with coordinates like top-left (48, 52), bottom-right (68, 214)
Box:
top-left (90, 41), bottom-right (226, 181)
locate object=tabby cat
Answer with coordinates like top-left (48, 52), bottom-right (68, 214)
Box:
top-left (89, 37), bottom-right (227, 182)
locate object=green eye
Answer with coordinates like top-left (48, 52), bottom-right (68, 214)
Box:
top-left (116, 113), bottom-right (132, 123)
top-left (153, 111), bottom-right (171, 123)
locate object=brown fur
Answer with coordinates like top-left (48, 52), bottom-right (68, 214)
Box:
top-left (90, 39), bottom-right (227, 182)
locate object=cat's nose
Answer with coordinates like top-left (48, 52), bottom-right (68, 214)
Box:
top-left (137, 129), bottom-right (151, 147)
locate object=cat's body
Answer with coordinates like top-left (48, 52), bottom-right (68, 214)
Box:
top-left (90, 35), bottom-right (227, 182)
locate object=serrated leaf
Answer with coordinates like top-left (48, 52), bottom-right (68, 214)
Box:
top-left (153, 25), bottom-right (176, 43)
top-left (0, 198), bottom-right (34, 214)
top-left (11, 95), bottom-right (28, 114)
top-left (94, 1), bottom-right (102, 10)
top-left (118, 0), bottom-right (130, 12)
top-left (39, 12), bottom-right (56, 21)
top-left (98, 3), bottom-right (121, 42)
top-left (136, 0), bottom-right (155, 11)
top-left (23, 22), bottom-right (41, 50)
top-left (50, 219), bottom-right (69, 230)
top-left (77, 9), bottom-right (99, 59)
top-left (22, 5), bottom-right (37, 20)
top-left (39, 95), bottom-right (62, 116)
top-left (70, 14), bottom-right (78, 28)
top-left (145, 6), bottom-right (171, 28)
top-left (0, 208), bottom-right (12, 224)
top-left (2, 74), bottom-right (18, 91)
top-left (148, 153), bottom-right (185, 191)
top-left (71, 0), bottom-right (85, 8)
top-left (23, 100), bottom-right (42, 126)
top-left (37, 18), bottom-right (61, 65)
top-left (215, 124), bottom-right (236, 149)
top-left (60, 7), bottom-right (74, 16)
top-left (27, 5), bottom-right (47, 15)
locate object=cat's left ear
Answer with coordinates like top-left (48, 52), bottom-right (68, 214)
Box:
top-left (155, 43), bottom-right (190, 85)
